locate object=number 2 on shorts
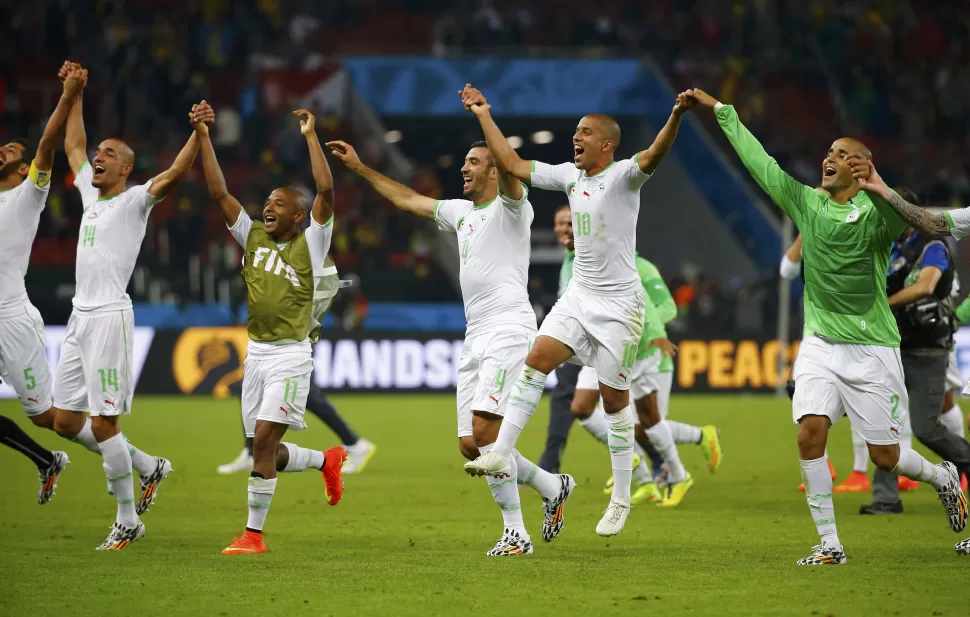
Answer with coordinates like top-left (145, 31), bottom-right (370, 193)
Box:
top-left (98, 368), bottom-right (119, 392)
top-left (889, 394), bottom-right (900, 422)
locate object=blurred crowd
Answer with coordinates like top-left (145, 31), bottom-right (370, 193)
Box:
top-left (5, 0), bottom-right (968, 332)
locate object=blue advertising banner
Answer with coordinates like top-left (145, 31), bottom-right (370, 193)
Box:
top-left (343, 57), bottom-right (649, 117)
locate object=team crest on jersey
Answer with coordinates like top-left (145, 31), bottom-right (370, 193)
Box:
top-left (566, 182), bottom-right (577, 196)
top-left (457, 217), bottom-right (465, 231)
top-left (845, 209), bottom-right (860, 223)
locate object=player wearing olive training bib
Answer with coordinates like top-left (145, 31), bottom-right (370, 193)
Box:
top-left (459, 83), bottom-right (696, 538)
top-left (689, 87), bottom-right (966, 566)
top-left (195, 105), bottom-right (348, 557)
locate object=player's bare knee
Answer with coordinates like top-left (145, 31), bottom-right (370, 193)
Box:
top-left (29, 410), bottom-right (55, 431)
top-left (526, 337), bottom-right (574, 374)
top-left (570, 391), bottom-right (597, 419)
top-left (634, 395), bottom-right (660, 427)
top-left (51, 408), bottom-right (84, 439)
top-left (796, 416), bottom-right (829, 459)
top-left (599, 387), bottom-right (628, 414)
top-left (90, 415), bottom-right (119, 442)
top-left (458, 436), bottom-right (479, 461)
top-left (868, 443), bottom-right (900, 471)
top-left (471, 412), bottom-right (501, 448)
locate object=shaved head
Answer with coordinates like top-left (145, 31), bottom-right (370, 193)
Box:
top-left (584, 113), bottom-right (621, 148)
top-left (839, 137), bottom-right (872, 161)
top-left (102, 138), bottom-right (135, 165)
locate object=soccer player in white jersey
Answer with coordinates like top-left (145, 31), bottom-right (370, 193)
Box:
top-left (460, 84), bottom-right (695, 537)
top-left (327, 138), bottom-right (575, 556)
top-left (0, 66), bottom-right (86, 504)
top-left (50, 63), bottom-right (206, 550)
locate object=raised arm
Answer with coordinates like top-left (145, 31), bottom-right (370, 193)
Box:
top-left (294, 109), bottom-right (335, 225)
top-left (326, 140), bottom-right (436, 219)
top-left (780, 235), bottom-right (803, 280)
top-left (689, 88), bottom-right (807, 220)
top-left (191, 103), bottom-right (242, 226)
top-left (36, 65), bottom-right (87, 172)
top-left (634, 91), bottom-right (693, 175)
top-left (58, 61), bottom-right (88, 175)
top-left (851, 158), bottom-right (950, 236)
top-left (460, 85), bottom-right (532, 184)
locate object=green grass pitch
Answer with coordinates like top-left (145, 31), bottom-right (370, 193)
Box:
top-left (0, 394), bottom-right (967, 617)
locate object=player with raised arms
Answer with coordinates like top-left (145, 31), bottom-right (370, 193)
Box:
top-left (327, 135), bottom-right (574, 557)
top-left (49, 62), bottom-right (202, 550)
top-left (0, 65), bottom-right (86, 503)
top-left (192, 103), bottom-right (347, 556)
top-left (688, 87), bottom-right (966, 564)
top-left (460, 84), bottom-right (695, 537)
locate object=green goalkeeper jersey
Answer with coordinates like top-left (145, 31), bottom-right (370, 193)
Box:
top-left (715, 104), bottom-right (906, 347)
top-left (232, 216), bottom-right (337, 345)
top-left (635, 256), bottom-right (677, 371)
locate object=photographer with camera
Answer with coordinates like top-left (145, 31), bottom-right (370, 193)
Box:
top-left (862, 188), bottom-right (970, 514)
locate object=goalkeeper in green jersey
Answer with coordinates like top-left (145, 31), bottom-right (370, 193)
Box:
top-left (191, 103), bottom-right (347, 555)
top-left (689, 88), bottom-right (967, 565)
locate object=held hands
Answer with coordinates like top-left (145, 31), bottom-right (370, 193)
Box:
top-left (847, 154), bottom-right (889, 196)
top-left (325, 140), bottom-right (362, 172)
top-left (647, 338), bottom-right (678, 359)
top-left (459, 83), bottom-right (490, 116)
top-left (672, 90), bottom-right (696, 116)
top-left (293, 109), bottom-right (316, 136)
top-left (188, 100), bottom-right (215, 135)
top-left (58, 60), bottom-right (88, 96)
top-left (685, 88), bottom-right (719, 110)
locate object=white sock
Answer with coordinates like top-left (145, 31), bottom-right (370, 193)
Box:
top-left (480, 444), bottom-right (526, 535)
top-left (281, 442), bottom-right (325, 471)
top-left (851, 430), bottom-right (868, 473)
top-left (892, 448), bottom-right (944, 489)
top-left (645, 419), bottom-right (686, 483)
top-left (579, 405), bottom-right (609, 445)
top-left (514, 449), bottom-right (560, 501)
top-left (606, 405), bottom-right (635, 506)
top-left (99, 433), bottom-right (138, 526)
top-left (126, 438), bottom-right (157, 477)
top-left (632, 442), bottom-right (651, 485)
top-left (668, 421), bottom-right (702, 444)
top-left (73, 418), bottom-right (101, 454)
top-left (941, 405), bottom-right (965, 438)
top-left (493, 367), bottom-right (546, 453)
top-left (801, 456), bottom-right (839, 547)
top-left (246, 476), bottom-right (277, 531)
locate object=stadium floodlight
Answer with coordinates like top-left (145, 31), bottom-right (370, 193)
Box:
top-left (507, 135), bottom-right (523, 149)
top-left (531, 131), bottom-right (553, 145)
top-left (384, 130), bottom-right (402, 144)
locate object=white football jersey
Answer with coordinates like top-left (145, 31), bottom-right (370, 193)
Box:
top-left (434, 183), bottom-right (537, 337)
top-left (0, 163), bottom-right (51, 312)
top-left (531, 156), bottom-right (649, 295)
top-left (73, 162), bottom-right (162, 312)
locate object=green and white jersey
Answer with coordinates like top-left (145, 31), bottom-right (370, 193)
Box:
top-left (73, 161), bottom-right (163, 312)
top-left (434, 184), bottom-right (537, 337)
top-left (531, 157), bottom-right (650, 296)
top-left (946, 208), bottom-right (970, 240)
top-left (229, 213), bottom-right (335, 350)
top-left (0, 161), bottom-right (50, 313)
top-left (635, 256), bottom-right (677, 371)
top-left (715, 104), bottom-right (905, 347)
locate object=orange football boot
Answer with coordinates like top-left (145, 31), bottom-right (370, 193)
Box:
top-left (322, 446), bottom-right (348, 506)
top-left (898, 476), bottom-right (920, 492)
top-left (962, 474), bottom-right (968, 493)
top-left (799, 459), bottom-right (837, 492)
top-left (222, 530), bottom-right (266, 555)
top-left (834, 471), bottom-right (871, 493)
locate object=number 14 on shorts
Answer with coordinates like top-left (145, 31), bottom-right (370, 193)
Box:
top-left (98, 368), bottom-right (120, 392)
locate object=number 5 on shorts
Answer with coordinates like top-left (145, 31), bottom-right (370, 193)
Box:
top-left (23, 368), bottom-right (36, 390)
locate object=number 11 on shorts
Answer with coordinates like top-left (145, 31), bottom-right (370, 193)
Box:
top-left (621, 343), bottom-right (637, 370)
top-left (283, 378), bottom-right (298, 405)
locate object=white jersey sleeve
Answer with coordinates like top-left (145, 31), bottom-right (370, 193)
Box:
top-left (306, 214), bottom-right (334, 269)
top-left (530, 161), bottom-right (575, 193)
top-left (499, 181), bottom-right (530, 216)
top-left (228, 213), bottom-right (254, 247)
top-left (946, 208), bottom-right (970, 240)
top-left (124, 181), bottom-right (164, 229)
top-left (73, 162), bottom-right (100, 208)
top-left (434, 199), bottom-right (466, 232)
top-left (623, 154), bottom-right (652, 190)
